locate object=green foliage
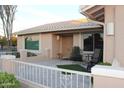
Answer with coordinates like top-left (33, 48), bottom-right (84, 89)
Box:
top-left (98, 62), bottom-right (112, 66)
top-left (11, 36), bottom-right (17, 46)
top-left (70, 46), bottom-right (82, 61)
top-left (0, 72), bottom-right (20, 88)
top-left (27, 52), bottom-right (37, 57)
top-left (0, 36), bottom-right (17, 47)
top-left (0, 37), bottom-right (8, 46)
top-left (15, 52), bottom-right (20, 58)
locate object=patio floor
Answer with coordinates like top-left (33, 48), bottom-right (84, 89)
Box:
top-left (17, 58), bottom-right (86, 68)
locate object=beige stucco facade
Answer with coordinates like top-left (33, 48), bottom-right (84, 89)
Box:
top-left (17, 36), bottom-right (24, 50)
top-left (17, 33), bottom-right (74, 59)
top-left (17, 33), bottom-right (53, 59)
top-left (104, 5), bottom-right (124, 67)
top-left (17, 28), bottom-right (102, 60)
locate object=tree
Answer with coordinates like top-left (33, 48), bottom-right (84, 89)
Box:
top-left (0, 5), bottom-right (17, 46)
top-left (11, 36), bottom-right (17, 46)
top-left (0, 36), bottom-right (7, 47)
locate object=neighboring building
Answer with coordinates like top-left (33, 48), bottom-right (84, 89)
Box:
top-left (80, 5), bottom-right (124, 67)
top-left (15, 19), bottom-right (103, 59)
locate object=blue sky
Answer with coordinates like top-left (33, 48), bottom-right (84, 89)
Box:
top-left (0, 5), bottom-right (85, 35)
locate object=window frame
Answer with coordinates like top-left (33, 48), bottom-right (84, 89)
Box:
top-left (82, 32), bottom-right (103, 52)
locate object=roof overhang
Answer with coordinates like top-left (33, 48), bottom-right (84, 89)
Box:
top-left (80, 5), bottom-right (105, 23)
top-left (14, 20), bottom-right (102, 36)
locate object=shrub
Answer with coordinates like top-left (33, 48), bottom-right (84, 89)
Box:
top-left (98, 62), bottom-right (112, 66)
top-left (16, 52), bottom-right (20, 58)
top-left (27, 52), bottom-right (37, 57)
top-left (0, 72), bottom-right (20, 88)
top-left (70, 46), bottom-right (82, 61)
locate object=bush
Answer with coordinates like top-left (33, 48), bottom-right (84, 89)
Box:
top-left (98, 62), bottom-right (112, 66)
top-left (0, 72), bottom-right (20, 88)
top-left (27, 52), bottom-right (37, 57)
top-left (15, 52), bottom-right (20, 58)
top-left (70, 46), bottom-right (82, 61)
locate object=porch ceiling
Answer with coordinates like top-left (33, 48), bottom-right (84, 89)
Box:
top-left (80, 5), bottom-right (105, 22)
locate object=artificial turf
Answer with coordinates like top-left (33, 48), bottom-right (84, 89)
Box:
top-left (57, 64), bottom-right (87, 72)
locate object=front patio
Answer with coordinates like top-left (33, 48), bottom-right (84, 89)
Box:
top-left (0, 57), bottom-right (92, 88)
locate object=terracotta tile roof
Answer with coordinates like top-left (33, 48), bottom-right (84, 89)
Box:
top-left (15, 19), bottom-right (102, 35)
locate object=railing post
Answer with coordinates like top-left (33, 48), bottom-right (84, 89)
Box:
top-left (0, 55), bottom-right (16, 74)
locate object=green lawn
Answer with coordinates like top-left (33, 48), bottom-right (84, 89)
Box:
top-left (57, 64), bottom-right (87, 72)
top-left (98, 62), bottom-right (112, 66)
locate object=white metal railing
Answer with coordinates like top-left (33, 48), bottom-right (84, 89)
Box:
top-left (0, 59), bottom-right (92, 88)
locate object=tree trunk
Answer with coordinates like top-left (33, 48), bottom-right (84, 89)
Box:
top-left (7, 38), bottom-right (12, 51)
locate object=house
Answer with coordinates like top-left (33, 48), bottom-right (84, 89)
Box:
top-left (80, 5), bottom-right (124, 67)
top-left (15, 19), bottom-right (103, 60)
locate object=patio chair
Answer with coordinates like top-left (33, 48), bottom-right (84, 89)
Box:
top-left (86, 49), bottom-right (102, 72)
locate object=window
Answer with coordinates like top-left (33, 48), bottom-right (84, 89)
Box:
top-left (94, 33), bottom-right (103, 49)
top-left (83, 34), bottom-right (93, 51)
top-left (83, 33), bottom-right (103, 51)
top-left (25, 37), bottom-right (39, 50)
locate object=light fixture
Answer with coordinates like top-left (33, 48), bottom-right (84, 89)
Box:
top-left (106, 22), bottom-right (114, 35)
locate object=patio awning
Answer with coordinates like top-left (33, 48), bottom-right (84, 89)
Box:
top-left (80, 5), bottom-right (105, 22)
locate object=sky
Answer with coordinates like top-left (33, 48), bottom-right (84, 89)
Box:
top-left (0, 5), bottom-right (85, 35)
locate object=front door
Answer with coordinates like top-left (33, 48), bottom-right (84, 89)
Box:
top-left (62, 36), bottom-right (73, 58)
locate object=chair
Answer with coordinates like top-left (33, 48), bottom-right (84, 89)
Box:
top-left (86, 49), bottom-right (102, 72)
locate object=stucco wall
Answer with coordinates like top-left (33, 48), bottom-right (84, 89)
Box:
top-left (52, 35), bottom-right (61, 58)
top-left (93, 75), bottom-right (124, 88)
top-left (104, 6), bottom-right (115, 63)
top-left (40, 33), bottom-right (53, 58)
top-left (17, 36), bottom-right (24, 51)
top-left (17, 33), bottom-right (53, 59)
top-left (104, 6), bottom-right (124, 66)
top-left (115, 6), bottom-right (124, 67)
top-left (73, 33), bottom-right (82, 48)
top-left (92, 65), bottom-right (124, 88)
